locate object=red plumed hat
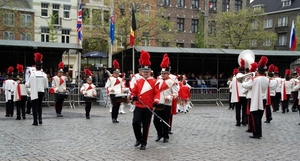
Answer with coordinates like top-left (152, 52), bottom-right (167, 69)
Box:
top-left (113, 59), bottom-right (120, 73)
top-left (273, 66), bottom-right (279, 74)
top-left (296, 66), bottom-right (300, 75)
top-left (239, 58), bottom-right (245, 73)
top-left (16, 64), bottom-right (24, 74)
top-left (7, 66), bottom-right (14, 76)
top-left (34, 52), bottom-right (43, 67)
top-left (257, 56), bottom-right (268, 74)
top-left (233, 68), bottom-right (239, 75)
top-left (160, 56), bottom-right (170, 73)
top-left (249, 62), bottom-right (258, 72)
top-left (268, 64), bottom-right (274, 73)
top-left (285, 69), bottom-right (291, 77)
top-left (84, 68), bottom-right (92, 80)
top-left (58, 62), bottom-right (64, 72)
top-left (140, 50), bottom-right (151, 71)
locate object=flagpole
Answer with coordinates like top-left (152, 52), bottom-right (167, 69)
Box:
top-left (132, 45), bottom-right (135, 74)
top-left (108, 0), bottom-right (114, 68)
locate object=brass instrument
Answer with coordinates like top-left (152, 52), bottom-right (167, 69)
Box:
top-left (236, 50), bottom-right (256, 83)
top-left (236, 72), bottom-right (255, 83)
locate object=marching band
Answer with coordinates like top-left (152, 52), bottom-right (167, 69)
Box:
top-left (2, 49), bottom-right (300, 150)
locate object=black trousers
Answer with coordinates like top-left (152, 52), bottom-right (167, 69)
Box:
top-left (6, 95), bottom-right (14, 116)
top-left (110, 94), bottom-right (120, 120)
top-left (291, 91), bottom-right (298, 110)
top-left (265, 96), bottom-right (273, 121)
top-left (250, 110), bottom-right (264, 137)
top-left (85, 102), bottom-right (92, 117)
top-left (229, 92), bottom-right (234, 109)
top-left (32, 92), bottom-right (44, 124)
top-left (54, 93), bottom-right (65, 114)
top-left (132, 107), bottom-right (152, 146)
top-left (26, 97), bottom-right (32, 113)
top-left (247, 99), bottom-right (253, 131)
top-left (271, 96), bottom-right (276, 111)
top-left (235, 97), bottom-right (247, 125)
top-left (16, 96), bottom-right (27, 118)
top-left (274, 92), bottom-right (281, 111)
top-left (154, 105), bottom-right (171, 139)
top-left (281, 94), bottom-right (291, 112)
top-left (168, 114), bottom-right (173, 132)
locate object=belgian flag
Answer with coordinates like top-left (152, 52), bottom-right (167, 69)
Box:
top-left (130, 8), bottom-right (136, 46)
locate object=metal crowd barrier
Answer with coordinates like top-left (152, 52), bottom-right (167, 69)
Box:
top-left (0, 87), bottom-right (231, 107)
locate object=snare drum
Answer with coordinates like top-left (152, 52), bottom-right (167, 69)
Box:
top-left (58, 92), bottom-right (69, 99)
top-left (115, 94), bottom-right (128, 103)
top-left (84, 96), bottom-right (97, 102)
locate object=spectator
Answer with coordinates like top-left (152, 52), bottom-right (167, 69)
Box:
top-left (218, 73), bottom-right (227, 88)
top-left (188, 73), bottom-right (197, 88)
top-left (210, 75), bottom-right (218, 88)
top-left (196, 75), bottom-right (208, 93)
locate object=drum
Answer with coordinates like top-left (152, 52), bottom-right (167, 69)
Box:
top-left (115, 94), bottom-right (128, 103)
top-left (154, 104), bottom-right (165, 111)
top-left (58, 92), bottom-right (69, 99)
top-left (84, 96), bottom-right (97, 102)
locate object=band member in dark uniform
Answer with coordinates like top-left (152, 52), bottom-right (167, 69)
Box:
top-left (105, 59), bottom-right (124, 123)
top-left (13, 64), bottom-right (28, 120)
top-left (131, 50), bottom-right (160, 150)
top-left (51, 62), bottom-right (67, 117)
top-left (3, 66), bottom-right (15, 117)
top-left (80, 69), bottom-right (97, 119)
top-left (26, 53), bottom-right (48, 126)
top-left (154, 55), bottom-right (178, 143)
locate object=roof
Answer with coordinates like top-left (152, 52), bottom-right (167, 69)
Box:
top-left (117, 46), bottom-right (300, 56)
top-left (0, 0), bottom-right (34, 12)
top-left (251, 0), bottom-right (300, 13)
top-left (0, 40), bottom-right (83, 50)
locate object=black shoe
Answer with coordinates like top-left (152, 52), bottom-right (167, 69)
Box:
top-left (16, 117), bottom-right (21, 120)
top-left (140, 144), bottom-right (146, 150)
top-left (264, 120), bottom-right (270, 123)
top-left (112, 119), bottom-right (119, 123)
top-left (245, 129), bottom-right (252, 133)
top-left (298, 123), bottom-right (300, 125)
top-left (155, 136), bottom-right (162, 142)
top-left (282, 111), bottom-right (285, 113)
top-left (287, 109), bottom-right (289, 113)
top-left (134, 141), bottom-right (141, 147)
top-left (5, 115), bottom-right (9, 117)
top-left (292, 109), bottom-right (298, 112)
top-left (168, 131), bottom-right (173, 134)
top-left (26, 111), bottom-right (30, 114)
top-left (249, 136), bottom-right (260, 139)
top-left (38, 119), bottom-right (42, 124)
top-left (236, 124), bottom-right (241, 126)
top-left (32, 122), bottom-right (38, 126)
top-left (86, 116), bottom-right (90, 119)
top-left (22, 116), bottom-right (26, 119)
top-left (57, 114), bottom-right (63, 117)
top-left (163, 138), bottom-right (169, 143)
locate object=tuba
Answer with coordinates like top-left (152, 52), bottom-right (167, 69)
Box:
top-left (236, 50), bottom-right (255, 83)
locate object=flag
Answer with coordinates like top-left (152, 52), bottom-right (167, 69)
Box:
top-left (77, 0), bottom-right (83, 45)
top-left (290, 20), bottom-right (297, 51)
top-left (209, 2), bottom-right (213, 9)
top-left (110, 11), bottom-right (115, 45)
top-left (130, 8), bottom-right (136, 47)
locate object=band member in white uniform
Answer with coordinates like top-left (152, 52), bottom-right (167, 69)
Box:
top-left (105, 59), bottom-right (124, 123)
top-left (119, 73), bottom-right (128, 114)
top-left (273, 66), bottom-right (282, 112)
top-left (243, 56), bottom-right (269, 139)
top-left (26, 53), bottom-right (48, 126)
top-left (80, 69), bottom-right (97, 119)
top-left (52, 62), bottom-right (67, 117)
top-left (129, 58), bottom-right (143, 112)
top-left (3, 66), bottom-right (15, 117)
top-left (281, 69), bottom-right (293, 113)
top-left (290, 68), bottom-right (299, 112)
top-left (264, 64), bottom-right (277, 123)
top-left (13, 64), bottom-right (28, 120)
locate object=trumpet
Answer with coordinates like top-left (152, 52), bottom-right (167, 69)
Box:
top-left (236, 72), bottom-right (255, 83)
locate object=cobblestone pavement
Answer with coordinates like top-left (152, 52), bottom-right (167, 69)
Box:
top-left (0, 104), bottom-right (299, 161)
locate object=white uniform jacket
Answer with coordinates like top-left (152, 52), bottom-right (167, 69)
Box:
top-left (3, 79), bottom-right (15, 102)
top-left (274, 77), bottom-right (282, 93)
top-left (105, 76), bottom-right (124, 95)
top-left (26, 71), bottom-right (48, 100)
top-left (281, 79), bottom-right (293, 100)
top-left (52, 75), bottom-right (67, 93)
top-left (80, 83), bottom-right (97, 97)
top-left (156, 78), bottom-right (179, 106)
top-left (12, 82), bottom-right (28, 101)
top-left (129, 73), bottom-right (143, 90)
top-left (269, 79), bottom-right (277, 96)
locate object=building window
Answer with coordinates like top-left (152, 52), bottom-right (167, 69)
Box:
top-left (263, 38), bottom-right (271, 46)
top-left (52, 4), bottom-right (60, 25)
top-left (208, 21), bottom-right (216, 34)
top-left (282, 0), bottom-right (291, 7)
top-left (251, 39), bottom-right (257, 47)
top-left (222, 0), bottom-right (230, 12)
top-left (278, 16), bottom-right (288, 27)
top-left (82, 8), bottom-right (90, 22)
top-left (21, 33), bottom-right (31, 41)
top-left (192, 0), bottom-right (199, 8)
top-left (191, 19), bottom-right (198, 33)
top-left (145, 6), bottom-right (150, 20)
top-left (63, 5), bottom-right (71, 18)
top-left (235, 0), bottom-right (242, 11)
top-left (278, 35), bottom-right (287, 45)
top-left (21, 14), bottom-right (32, 27)
top-left (3, 31), bottom-right (14, 40)
top-left (177, 0), bottom-right (185, 7)
top-left (161, 42), bottom-right (169, 47)
top-left (104, 10), bottom-right (109, 23)
top-left (41, 28), bottom-right (49, 42)
top-left (162, 0), bottom-right (170, 6)
top-left (264, 18), bottom-right (273, 28)
top-left (176, 43), bottom-right (184, 47)
top-left (209, 0), bottom-right (217, 12)
top-left (191, 44), bottom-right (196, 48)
top-left (252, 20), bottom-right (258, 30)
top-left (3, 12), bottom-right (14, 26)
top-left (61, 29), bottom-right (70, 43)
top-left (177, 18), bottom-right (184, 32)
top-left (41, 3), bottom-right (49, 17)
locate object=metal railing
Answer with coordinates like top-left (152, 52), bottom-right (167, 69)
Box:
top-left (0, 87), bottom-right (231, 107)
